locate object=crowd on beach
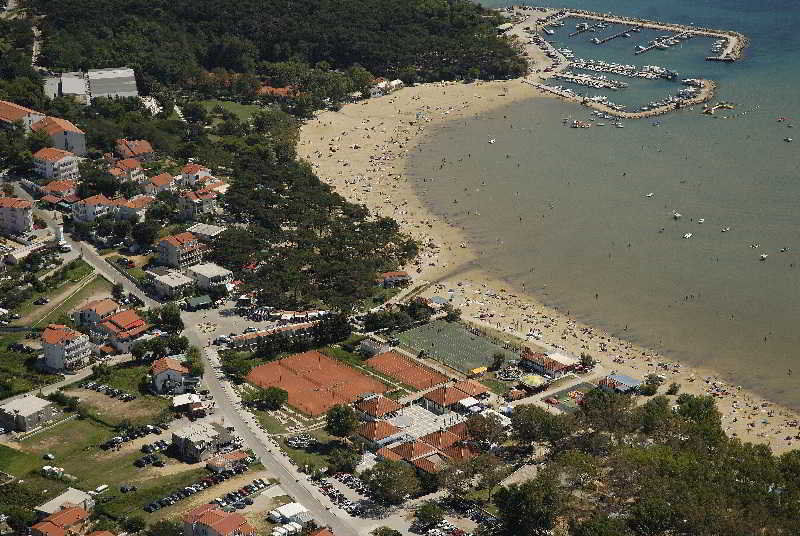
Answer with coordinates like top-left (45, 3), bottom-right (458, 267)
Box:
top-left (298, 80), bottom-right (799, 454)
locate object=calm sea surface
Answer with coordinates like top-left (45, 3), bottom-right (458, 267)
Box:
top-left (409, 0), bottom-right (800, 408)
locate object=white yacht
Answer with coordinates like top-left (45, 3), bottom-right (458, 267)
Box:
top-left (683, 233), bottom-right (693, 239)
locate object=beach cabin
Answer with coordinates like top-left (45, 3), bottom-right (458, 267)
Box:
top-left (598, 373), bottom-right (642, 394)
top-left (520, 349), bottom-right (578, 378)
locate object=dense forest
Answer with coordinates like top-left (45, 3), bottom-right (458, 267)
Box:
top-left (29, 0), bottom-right (527, 90)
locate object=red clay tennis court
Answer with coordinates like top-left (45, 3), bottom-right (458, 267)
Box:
top-left (246, 350), bottom-right (387, 416)
top-left (366, 351), bottom-right (448, 390)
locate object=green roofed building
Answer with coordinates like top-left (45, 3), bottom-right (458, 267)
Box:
top-left (185, 295), bottom-right (212, 311)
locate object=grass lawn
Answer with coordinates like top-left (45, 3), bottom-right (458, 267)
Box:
top-left (360, 286), bottom-right (401, 310)
top-left (0, 415), bottom-right (207, 519)
top-left (107, 255), bottom-right (150, 283)
top-left (35, 276), bottom-right (113, 327)
top-left (15, 260), bottom-right (95, 320)
top-left (479, 376), bottom-right (512, 396)
top-left (252, 410), bottom-right (288, 435)
top-left (0, 443), bottom-right (41, 476)
top-left (0, 333), bottom-right (62, 400)
top-left (200, 100), bottom-right (261, 122)
top-left (96, 362), bottom-right (152, 393)
top-left (76, 362), bottom-right (171, 425)
top-left (103, 467), bottom-right (210, 519)
top-left (280, 429), bottom-right (337, 474)
top-left (397, 320), bottom-right (519, 374)
top-left (157, 224), bottom-right (188, 240)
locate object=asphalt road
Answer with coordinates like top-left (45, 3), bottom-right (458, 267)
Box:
top-left (181, 325), bottom-right (360, 536)
top-left (12, 181), bottom-right (158, 309)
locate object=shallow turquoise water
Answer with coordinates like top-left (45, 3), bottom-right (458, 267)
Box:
top-left (409, 0), bottom-right (800, 408)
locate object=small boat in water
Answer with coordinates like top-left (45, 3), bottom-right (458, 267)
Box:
top-left (488, 138), bottom-right (496, 144)
top-left (785, 137), bottom-right (793, 143)
top-left (645, 192), bottom-right (654, 198)
top-left (721, 226), bottom-right (730, 232)
top-left (760, 254), bottom-right (768, 261)
top-left (683, 233), bottom-right (693, 239)
top-left (698, 218), bottom-right (705, 224)
top-left (673, 211), bottom-right (682, 220)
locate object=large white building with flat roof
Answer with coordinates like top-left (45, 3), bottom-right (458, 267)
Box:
top-left (87, 67), bottom-right (139, 102)
top-left (0, 395), bottom-right (58, 432)
top-left (187, 262), bottom-right (233, 290)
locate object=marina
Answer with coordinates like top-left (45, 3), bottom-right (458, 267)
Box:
top-left (506, 5), bottom-right (747, 119)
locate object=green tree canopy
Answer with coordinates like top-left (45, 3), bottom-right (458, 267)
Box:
top-left (325, 404), bottom-right (359, 438)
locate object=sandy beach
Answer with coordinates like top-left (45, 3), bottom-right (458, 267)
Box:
top-left (297, 76), bottom-right (799, 454)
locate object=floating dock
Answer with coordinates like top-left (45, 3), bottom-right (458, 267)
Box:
top-left (594, 27), bottom-right (640, 45)
top-left (569, 23), bottom-right (602, 37)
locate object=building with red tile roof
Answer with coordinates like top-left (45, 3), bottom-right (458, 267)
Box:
top-left (151, 356), bottom-right (192, 393)
top-left (109, 158), bottom-right (144, 182)
top-left (412, 452), bottom-right (449, 474)
top-left (0, 196), bottom-right (34, 234)
top-left (357, 420), bottom-right (402, 445)
top-left (31, 506), bottom-right (89, 536)
top-left (388, 440), bottom-right (436, 461)
top-left (73, 298), bottom-right (120, 326)
top-left (115, 138), bottom-right (154, 160)
top-left (31, 117), bottom-right (86, 155)
top-left (355, 394), bottom-right (402, 420)
top-left (143, 172), bottom-right (176, 194)
top-left (441, 444), bottom-right (479, 463)
top-left (98, 309), bottom-right (149, 352)
top-left (420, 385), bottom-right (472, 415)
top-left (158, 232), bottom-right (203, 268)
top-left (418, 429), bottom-right (462, 450)
top-left (182, 504), bottom-right (255, 536)
top-left (0, 99), bottom-right (44, 129)
top-left (41, 179), bottom-right (77, 198)
top-left (520, 348), bottom-right (579, 378)
top-left (42, 324), bottom-right (90, 372)
top-left (451, 379), bottom-right (491, 398)
top-left (117, 195), bottom-right (155, 222)
top-left (310, 529), bottom-right (336, 536)
top-left (179, 188), bottom-right (218, 220)
top-left (33, 149), bottom-right (80, 181)
top-left (71, 194), bottom-right (117, 223)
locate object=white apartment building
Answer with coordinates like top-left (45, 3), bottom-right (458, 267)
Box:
top-left (157, 232), bottom-right (203, 268)
top-left (0, 197), bottom-right (33, 235)
top-left (42, 324), bottom-right (91, 372)
top-left (71, 194), bottom-right (117, 223)
top-left (187, 262), bottom-right (233, 290)
top-left (33, 148), bottom-right (80, 181)
top-left (31, 116), bottom-right (87, 156)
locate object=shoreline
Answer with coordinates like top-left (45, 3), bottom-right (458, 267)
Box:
top-left (297, 80), bottom-right (800, 454)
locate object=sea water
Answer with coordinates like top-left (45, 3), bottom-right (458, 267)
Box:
top-left (409, 0), bottom-right (800, 408)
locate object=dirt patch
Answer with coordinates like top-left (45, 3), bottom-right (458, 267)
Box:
top-left (68, 388), bottom-right (161, 425)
